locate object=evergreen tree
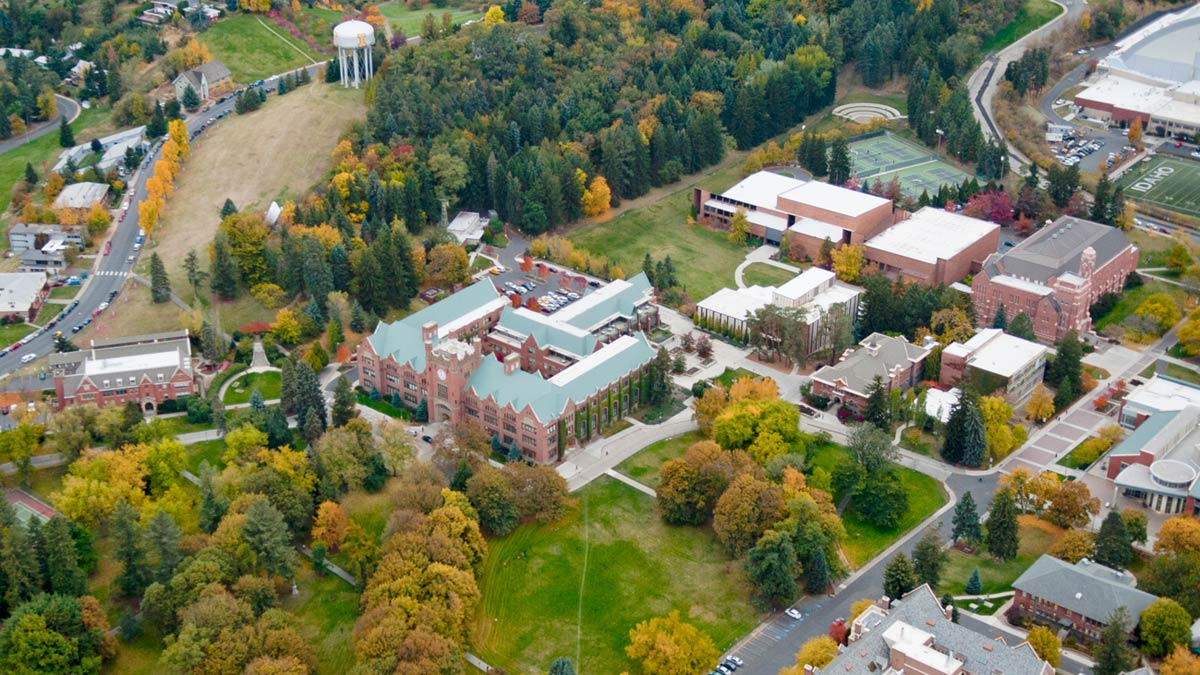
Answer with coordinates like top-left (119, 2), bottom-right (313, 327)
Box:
top-left (450, 461), bottom-right (473, 492)
top-left (1049, 330), bottom-right (1083, 394)
top-left (181, 84), bottom-right (201, 110)
top-left (883, 552), bottom-right (918, 600)
top-left (965, 568), bottom-right (982, 595)
top-left (1053, 376), bottom-right (1075, 412)
top-left (210, 232), bottom-right (239, 299)
top-left (212, 397), bottom-right (226, 435)
top-left (648, 347), bottom-right (672, 407)
top-left (197, 462), bottom-right (228, 534)
top-left (145, 510), bottom-right (182, 584)
top-left (805, 549), bottom-right (829, 594)
top-left (1093, 607), bottom-right (1136, 675)
top-left (992, 303), bottom-right (1007, 329)
top-left (745, 529), bottom-right (798, 606)
top-left (912, 530), bottom-right (947, 589)
top-left (951, 492), bottom-right (982, 546)
top-left (23, 162), bottom-right (36, 185)
top-left (940, 593), bottom-right (959, 622)
top-left (41, 517), bottom-right (87, 597)
top-left (549, 658), bottom-right (577, 675)
top-left (943, 393), bottom-right (987, 467)
top-left (220, 198), bottom-right (238, 218)
top-left (350, 301), bottom-right (366, 333)
top-left (828, 136), bottom-right (851, 185)
top-left (304, 408), bottom-right (324, 444)
top-left (112, 502), bottom-right (149, 598)
top-left (1091, 172), bottom-right (1114, 224)
top-left (863, 376), bottom-right (891, 431)
top-left (985, 488), bottom-right (1020, 561)
top-left (293, 361), bottom-right (326, 435)
top-left (1094, 509), bottom-right (1132, 570)
top-left (58, 117), bottom-right (75, 147)
top-left (0, 522), bottom-right (40, 609)
top-left (331, 376), bottom-right (356, 427)
top-left (243, 500), bottom-right (297, 580)
top-left (149, 253), bottom-right (171, 303)
top-left (279, 358), bottom-right (297, 414)
top-left (1008, 312), bottom-right (1036, 341)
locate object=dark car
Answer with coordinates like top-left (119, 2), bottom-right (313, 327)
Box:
top-left (421, 435), bottom-right (433, 443)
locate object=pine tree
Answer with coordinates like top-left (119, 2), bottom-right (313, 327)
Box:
top-left (1094, 509), bottom-right (1132, 570)
top-left (0, 522), bottom-right (41, 609)
top-left (805, 549), bottom-right (829, 594)
top-left (23, 162), bottom-right (36, 185)
top-left (1093, 608), bottom-right (1136, 675)
top-left (210, 232), bottom-right (239, 299)
top-left (279, 357), bottom-right (297, 415)
top-left (350, 301), bottom-right (366, 333)
top-left (331, 376), bottom-right (356, 427)
top-left (943, 394), bottom-right (987, 467)
top-left (197, 462), bottom-right (228, 534)
top-left (549, 658), bottom-right (577, 675)
top-left (941, 593), bottom-right (959, 622)
top-left (1053, 375), bottom-right (1076, 413)
top-left (985, 488), bottom-right (1020, 561)
top-left (863, 376), bottom-right (891, 431)
top-left (58, 117), bottom-right (75, 147)
top-left (294, 361), bottom-right (326, 435)
top-left (212, 397), bottom-right (226, 435)
top-left (181, 84), bottom-right (200, 110)
top-left (145, 511), bottom-right (182, 584)
top-left (992, 303), bottom-right (1007, 329)
top-left (112, 502), bottom-right (149, 598)
top-left (184, 249), bottom-right (205, 295)
top-left (952, 491), bottom-right (982, 545)
top-left (41, 517), bottom-right (87, 597)
top-left (243, 500), bottom-right (296, 579)
top-left (883, 552), bottom-right (918, 600)
top-left (828, 136), bottom-right (851, 185)
top-left (1008, 312), bottom-right (1036, 341)
top-left (912, 530), bottom-right (947, 589)
top-left (220, 198), bottom-right (238, 218)
top-left (150, 253), bottom-right (171, 303)
top-left (304, 408), bottom-right (324, 444)
top-left (965, 568), bottom-right (983, 595)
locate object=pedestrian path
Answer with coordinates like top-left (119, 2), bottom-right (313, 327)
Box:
top-left (94, 270), bottom-right (129, 277)
top-left (604, 468), bottom-right (656, 497)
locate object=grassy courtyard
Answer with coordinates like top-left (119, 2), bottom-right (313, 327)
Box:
top-left (0, 322), bottom-right (34, 346)
top-left (616, 431), bottom-right (704, 489)
top-left (473, 477), bottom-right (759, 675)
top-left (940, 516), bottom-right (1064, 596)
top-left (569, 162), bottom-right (750, 301)
top-left (378, 2), bottom-right (486, 35)
top-left (807, 442), bottom-right (947, 568)
top-left (200, 15), bottom-right (320, 83)
top-left (222, 370), bottom-right (282, 405)
top-left (1092, 278), bottom-right (1190, 332)
top-left (741, 262), bottom-right (798, 288)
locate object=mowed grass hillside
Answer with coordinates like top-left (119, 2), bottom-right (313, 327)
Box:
top-left (569, 163), bottom-right (750, 301)
top-left (201, 15), bottom-right (320, 83)
top-left (0, 106), bottom-right (114, 213)
top-left (379, 2), bottom-right (485, 35)
top-left (473, 477), bottom-right (759, 675)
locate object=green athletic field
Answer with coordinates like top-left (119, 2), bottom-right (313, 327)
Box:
top-left (1117, 156), bottom-right (1200, 219)
top-left (847, 132), bottom-right (972, 199)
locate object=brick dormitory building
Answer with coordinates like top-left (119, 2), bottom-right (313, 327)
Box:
top-left (358, 275), bottom-right (661, 464)
top-left (51, 330), bottom-right (197, 411)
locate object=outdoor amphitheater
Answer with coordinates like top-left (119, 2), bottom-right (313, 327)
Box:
top-left (846, 132), bottom-right (972, 199)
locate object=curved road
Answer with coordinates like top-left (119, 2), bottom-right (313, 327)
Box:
top-left (0, 95), bottom-right (81, 156)
top-left (0, 65), bottom-right (322, 381)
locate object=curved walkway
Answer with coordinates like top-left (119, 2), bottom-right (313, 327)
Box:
top-left (734, 245), bottom-right (801, 289)
top-left (832, 102), bottom-right (904, 123)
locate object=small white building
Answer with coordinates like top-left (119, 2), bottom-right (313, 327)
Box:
top-left (924, 387), bottom-right (960, 424)
top-left (0, 272), bottom-right (49, 322)
top-left (52, 182), bottom-right (109, 212)
top-left (53, 125), bottom-right (146, 174)
top-left (1120, 374), bottom-right (1200, 428)
top-left (447, 211), bottom-right (488, 247)
top-left (8, 223), bottom-right (86, 253)
top-left (939, 328), bottom-right (1048, 404)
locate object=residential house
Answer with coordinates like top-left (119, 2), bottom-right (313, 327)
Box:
top-left (8, 223), bottom-right (87, 253)
top-left (51, 330), bottom-right (197, 411)
top-left (19, 246), bottom-right (68, 274)
top-left (0, 272), bottom-right (48, 322)
top-left (811, 332), bottom-right (933, 411)
top-left (1010, 555), bottom-right (1157, 640)
top-left (814, 584), bottom-right (1054, 675)
top-left (939, 328), bottom-right (1048, 404)
top-left (971, 216), bottom-right (1139, 343)
top-left (173, 60), bottom-right (234, 102)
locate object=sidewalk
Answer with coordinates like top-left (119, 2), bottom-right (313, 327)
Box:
top-left (558, 407), bottom-right (698, 492)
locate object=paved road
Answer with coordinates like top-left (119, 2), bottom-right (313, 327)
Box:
top-left (0, 64), bottom-right (323, 382)
top-left (0, 95), bottom-right (81, 156)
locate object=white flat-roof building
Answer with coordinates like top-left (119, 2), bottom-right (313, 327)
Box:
top-left (924, 387), bottom-right (960, 424)
top-left (864, 207), bottom-right (1001, 285)
top-left (52, 182), bottom-right (109, 211)
top-left (940, 328), bottom-right (1048, 404)
top-left (447, 211), bottom-right (488, 247)
top-left (0, 272), bottom-right (48, 322)
top-left (1120, 374), bottom-right (1200, 428)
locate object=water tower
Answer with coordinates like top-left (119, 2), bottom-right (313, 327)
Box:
top-left (333, 20), bottom-right (376, 89)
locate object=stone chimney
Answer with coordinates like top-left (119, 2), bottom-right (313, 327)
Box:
top-left (503, 351), bottom-right (520, 376)
top-left (943, 603), bottom-right (954, 621)
top-left (880, 595), bottom-right (891, 610)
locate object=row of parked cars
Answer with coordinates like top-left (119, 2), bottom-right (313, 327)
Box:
top-left (536, 289), bottom-right (581, 313)
top-left (1053, 137), bottom-right (1104, 166)
top-left (710, 654), bottom-right (744, 675)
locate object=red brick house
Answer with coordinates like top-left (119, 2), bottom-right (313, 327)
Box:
top-left (971, 216), bottom-right (1139, 344)
top-left (50, 330), bottom-right (197, 411)
top-left (1010, 555), bottom-right (1155, 641)
top-left (810, 333), bottom-right (933, 411)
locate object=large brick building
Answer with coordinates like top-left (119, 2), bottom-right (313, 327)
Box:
top-left (1011, 555), bottom-right (1156, 641)
top-left (51, 330), bottom-right (197, 411)
top-left (1107, 405), bottom-right (1200, 515)
top-left (971, 217), bottom-right (1139, 343)
top-left (939, 328), bottom-right (1047, 405)
top-left (863, 207), bottom-right (999, 285)
top-left (358, 276), bottom-right (660, 464)
top-left (810, 333), bottom-right (932, 411)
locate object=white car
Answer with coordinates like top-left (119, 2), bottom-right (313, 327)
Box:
top-left (20, 353), bottom-right (35, 364)
top-left (1191, 151), bottom-right (1200, 159)
top-left (784, 608), bottom-right (802, 620)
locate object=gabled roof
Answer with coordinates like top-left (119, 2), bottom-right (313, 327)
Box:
top-left (495, 306), bottom-right (597, 358)
top-left (983, 216), bottom-right (1133, 283)
top-left (52, 182), bottom-right (109, 210)
top-left (367, 279), bottom-right (505, 372)
top-left (553, 272), bottom-right (653, 332)
top-left (812, 332), bottom-right (931, 396)
top-left (195, 59), bottom-right (231, 82)
top-left (1012, 555), bottom-right (1156, 625)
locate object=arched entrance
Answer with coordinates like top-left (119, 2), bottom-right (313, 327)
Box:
top-left (143, 401), bottom-right (155, 412)
top-left (434, 402), bottom-right (453, 423)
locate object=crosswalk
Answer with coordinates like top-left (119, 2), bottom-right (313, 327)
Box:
top-left (95, 270), bottom-right (129, 277)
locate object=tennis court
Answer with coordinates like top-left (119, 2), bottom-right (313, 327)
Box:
top-left (7, 488), bottom-right (53, 524)
top-left (1117, 156), bottom-right (1200, 219)
top-left (847, 132), bottom-right (972, 199)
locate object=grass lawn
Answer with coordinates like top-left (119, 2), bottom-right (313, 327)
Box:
top-left (1142, 361), bottom-right (1200, 385)
top-left (1128, 229), bottom-right (1177, 269)
top-left (616, 431), bottom-right (704, 489)
top-left (185, 439), bottom-right (225, 473)
top-left (471, 256), bottom-right (494, 274)
top-left (807, 442), bottom-right (947, 568)
top-left (837, 90), bottom-right (910, 115)
top-left (741, 262), bottom-right (797, 288)
top-left (280, 564), bottom-right (359, 674)
top-left (222, 370), bottom-right (282, 405)
top-left (713, 367), bottom-right (760, 388)
top-left (569, 162), bottom-right (750, 301)
top-left (0, 106), bottom-right (112, 213)
top-left (473, 477), bottom-right (760, 675)
top-left (356, 391), bottom-right (411, 419)
top-left (0, 322), bottom-right (34, 345)
top-left (48, 285), bottom-right (80, 300)
top-left (981, 0), bottom-right (1062, 53)
top-left (75, 283), bottom-right (182, 345)
top-left (200, 15), bottom-right (319, 83)
top-left (378, 2), bottom-right (485, 35)
top-left (32, 310), bottom-right (59, 326)
top-left (1056, 438), bottom-right (1098, 470)
top-left (941, 516), bottom-right (1064, 596)
top-left (108, 629), bottom-right (165, 675)
top-left (1093, 279), bottom-right (1189, 331)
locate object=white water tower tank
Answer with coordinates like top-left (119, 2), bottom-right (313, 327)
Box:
top-left (333, 20), bottom-right (376, 89)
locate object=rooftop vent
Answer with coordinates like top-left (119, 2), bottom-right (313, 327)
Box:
top-left (1075, 592), bottom-right (1083, 600)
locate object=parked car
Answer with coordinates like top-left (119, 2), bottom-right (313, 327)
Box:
top-left (20, 353), bottom-right (35, 364)
top-left (784, 608), bottom-right (802, 620)
top-left (103, 241), bottom-right (111, 255)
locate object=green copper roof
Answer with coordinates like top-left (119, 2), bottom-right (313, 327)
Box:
top-left (495, 307), bottom-right (598, 357)
top-left (367, 279), bottom-right (503, 372)
top-left (556, 272), bottom-right (653, 331)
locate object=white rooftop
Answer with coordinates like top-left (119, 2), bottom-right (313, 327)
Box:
top-left (86, 349), bottom-right (179, 377)
top-left (1126, 375), bottom-right (1200, 413)
top-left (447, 211), bottom-right (486, 245)
top-left (746, 210), bottom-right (787, 233)
top-left (924, 387), bottom-right (960, 424)
top-left (549, 334), bottom-right (641, 387)
top-left (779, 180), bottom-right (890, 217)
top-left (991, 274), bottom-right (1054, 296)
top-left (511, 306), bottom-right (593, 338)
top-left (946, 328), bottom-right (1047, 378)
top-left (695, 286), bottom-right (774, 322)
top-left (52, 182), bottom-right (109, 210)
top-left (552, 277), bottom-right (635, 324)
top-left (865, 207), bottom-right (998, 265)
top-left (719, 171), bottom-right (805, 211)
top-left (0, 273), bottom-right (45, 314)
top-left (788, 216), bottom-right (845, 242)
top-left (883, 621), bottom-right (962, 675)
top-left (774, 267), bottom-right (835, 302)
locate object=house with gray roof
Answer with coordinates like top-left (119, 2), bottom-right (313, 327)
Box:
top-left (815, 584), bottom-right (1054, 675)
top-left (0, 272), bottom-right (48, 322)
top-left (358, 277), bottom-right (660, 464)
top-left (52, 182), bottom-right (109, 213)
top-left (173, 59), bottom-right (233, 102)
top-left (1011, 555), bottom-right (1157, 640)
top-left (8, 223), bottom-right (87, 253)
top-left (810, 332), bottom-right (933, 411)
top-left (51, 330), bottom-right (196, 411)
top-left (971, 216), bottom-right (1139, 343)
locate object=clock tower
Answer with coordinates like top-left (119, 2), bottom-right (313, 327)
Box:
top-left (422, 322), bottom-right (483, 424)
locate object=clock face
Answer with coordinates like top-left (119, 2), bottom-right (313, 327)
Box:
top-left (437, 368), bottom-right (447, 381)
